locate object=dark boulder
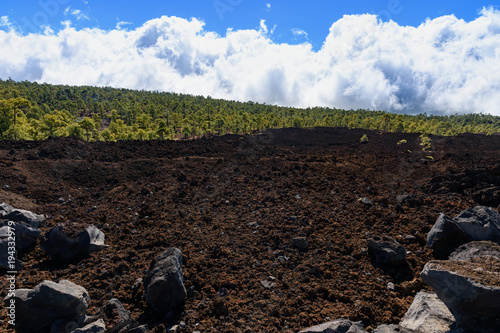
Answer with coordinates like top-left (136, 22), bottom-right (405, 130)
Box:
top-left (427, 206), bottom-right (500, 258)
top-left (368, 235), bottom-right (407, 266)
top-left (421, 253), bottom-right (500, 332)
top-left (4, 280), bottom-right (89, 333)
top-left (41, 225), bottom-right (106, 261)
top-left (144, 247), bottom-right (187, 313)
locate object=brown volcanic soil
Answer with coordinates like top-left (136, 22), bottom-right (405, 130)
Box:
top-left (1, 127), bottom-right (500, 332)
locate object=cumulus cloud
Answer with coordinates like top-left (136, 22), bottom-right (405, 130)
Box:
top-left (1, 9), bottom-right (500, 115)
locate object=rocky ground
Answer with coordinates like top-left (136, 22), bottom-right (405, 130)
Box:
top-left (1, 127), bottom-right (500, 332)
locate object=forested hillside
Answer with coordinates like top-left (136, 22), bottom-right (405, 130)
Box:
top-left (1, 79), bottom-right (500, 141)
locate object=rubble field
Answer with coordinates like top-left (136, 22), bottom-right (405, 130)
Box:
top-left (1, 127), bottom-right (500, 332)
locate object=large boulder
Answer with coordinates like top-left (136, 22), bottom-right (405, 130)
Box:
top-left (421, 254), bottom-right (500, 332)
top-left (0, 221), bottom-right (41, 252)
top-left (41, 225), bottom-right (106, 261)
top-left (367, 235), bottom-right (407, 266)
top-left (4, 280), bottom-right (90, 333)
top-left (299, 318), bottom-right (366, 333)
top-left (399, 291), bottom-right (455, 333)
top-left (427, 206), bottom-right (500, 257)
top-left (2, 207), bottom-right (46, 228)
top-left (144, 247), bottom-right (187, 313)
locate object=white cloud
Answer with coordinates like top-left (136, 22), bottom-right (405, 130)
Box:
top-left (64, 6), bottom-right (90, 21)
top-left (1, 16), bottom-right (12, 29)
top-left (291, 28), bottom-right (308, 39)
top-left (266, 3), bottom-right (271, 11)
top-left (116, 20), bottom-right (132, 30)
top-left (1, 10), bottom-right (500, 115)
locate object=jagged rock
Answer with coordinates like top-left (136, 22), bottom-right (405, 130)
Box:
top-left (367, 235), bottom-right (407, 266)
top-left (472, 186), bottom-right (500, 207)
top-left (299, 318), bottom-right (366, 332)
top-left (260, 280), bottom-right (276, 289)
top-left (144, 247), bottom-right (187, 313)
top-left (427, 206), bottom-right (500, 257)
top-left (399, 291), bottom-right (455, 333)
top-left (73, 319), bottom-right (106, 333)
top-left (1, 221), bottom-right (41, 252)
top-left (0, 226), bottom-right (23, 270)
top-left (359, 197), bottom-right (373, 206)
top-left (396, 193), bottom-right (413, 204)
top-left (77, 225), bottom-right (107, 253)
top-left (41, 225), bottom-right (107, 261)
top-left (421, 255), bottom-right (500, 332)
top-left (96, 298), bottom-right (135, 333)
top-left (3, 207), bottom-right (46, 228)
top-left (449, 240), bottom-right (500, 261)
top-left (0, 202), bottom-right (14, 215)
top-left (293, 236), bottom-right (308, 250)
top-left (4, 280), bottom-right (90, 333)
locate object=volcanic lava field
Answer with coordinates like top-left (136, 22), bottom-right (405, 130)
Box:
top-left (1, 127), bottom-right (500, 332)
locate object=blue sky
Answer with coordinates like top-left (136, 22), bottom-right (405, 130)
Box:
top-left (1, 1), bottom-right (500, 115)
top-left (1, 0), bottom-right (496, 50)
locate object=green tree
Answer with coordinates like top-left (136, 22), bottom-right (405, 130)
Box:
top-left (79, 117), bottom-right (97, 141)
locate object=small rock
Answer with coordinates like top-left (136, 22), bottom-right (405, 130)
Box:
top-left (367, 235), bottom-right (407, 266)
top-left (218, 287), bottom-right (228, 297)
top-left (293, 236), bottom-right (308, 250)
top-left (359, 197), bottom-right (373, 206)
top-left (0, 202), bottom-right (14, 215)
top-left (96, 298), bottom-right (134, 333)
top-left (73, 319), bottom-right (106, 333)
top-left (396, 193), bottom-right (413, 204)
top-left (168, 325), bottom-right (180, 333)
top-left (260, 280), bottom-right (276, 289)
top-left (299, 318), bottom-right (366, 333)
top-left (387, 282), bottom-right (395, 290)
top-left (144, 247), bottom-right (187, 313)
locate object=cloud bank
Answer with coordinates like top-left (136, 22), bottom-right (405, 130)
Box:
top-left (1, 9), bottom-right (500, 115)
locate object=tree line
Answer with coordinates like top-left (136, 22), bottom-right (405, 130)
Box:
top-left (1, 78), bottom-right (500, 141)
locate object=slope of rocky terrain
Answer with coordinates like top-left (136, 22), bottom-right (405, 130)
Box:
top-left (1, 128), bottom-right (500, 332)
